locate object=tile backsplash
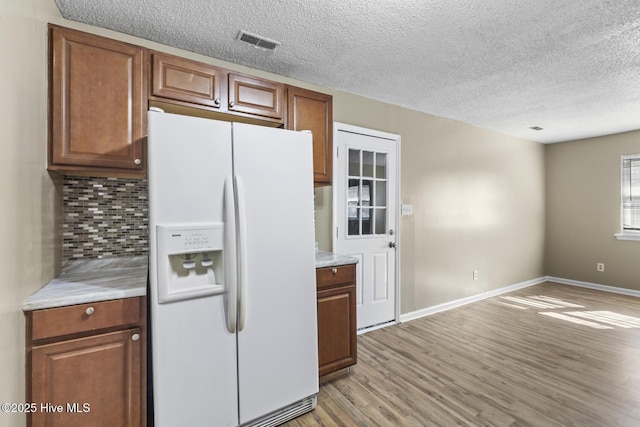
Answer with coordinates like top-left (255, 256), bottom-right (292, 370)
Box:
top-left (63, 176), bottom-right (149, 262)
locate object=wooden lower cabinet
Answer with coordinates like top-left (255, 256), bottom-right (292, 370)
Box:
top-left (316, 264), bottom-right (357, 377)
top-left (26, 297), bottom-right (146, 427)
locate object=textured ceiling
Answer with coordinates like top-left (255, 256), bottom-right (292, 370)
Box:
top-left (54, 0), bottom-right (640, 143)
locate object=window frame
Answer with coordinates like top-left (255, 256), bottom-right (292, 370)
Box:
top-left (616, 153), bottom-right (640, 241)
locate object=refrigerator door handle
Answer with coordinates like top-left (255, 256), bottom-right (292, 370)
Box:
top-left (235, 175), bottom-right (249, 331)
top-left (225, 175), bottom-right (238, 333)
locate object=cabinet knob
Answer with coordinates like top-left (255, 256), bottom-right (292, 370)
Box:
top-left (214, 98), bottom-right (220, 106)
top-left (332, 268), bottom-right (338, 275)
top-left (85, 307), bottom-right (95, 315)
top-left (132, 333), bottom-right (140, 341)
top-left (134, 158), bottom-right (142, 165)
top-left (229, 101), bottom-right (235, 108)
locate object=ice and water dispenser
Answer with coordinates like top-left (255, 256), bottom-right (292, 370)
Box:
top-left (156, 224), bottom-right (225, 303)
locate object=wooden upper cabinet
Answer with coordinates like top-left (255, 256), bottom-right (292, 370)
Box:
top-left (151, 52), bottom-right (222, 109)
top-left (286, 87), bottom-right (333, 186)
top-left (228, 73), bottom-right (284, 123)
top-left (48, 25), bottom-right (146, 175)
top-left (149, 55), bottom-right (284, 125)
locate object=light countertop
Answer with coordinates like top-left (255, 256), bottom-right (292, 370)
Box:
top-left (23, 256), bottom-right (147, 311)
top-left (24, 251), bottom-right (355, 311)
top-left (315, 250), bottom-right (359, 269)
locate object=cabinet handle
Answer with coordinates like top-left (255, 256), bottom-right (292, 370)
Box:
top-left (134, 158), bottom-right (142, 165)
top-left (229, 101), bottom-right (235, 108)
top-left (85, 307), bottom-right (95, 315)
top-left (332, 268), bottom-right (338, 275)
top-left (214, 98), bottom-right (220, 106)
top-left (132, 333), bottom-right (140, 341)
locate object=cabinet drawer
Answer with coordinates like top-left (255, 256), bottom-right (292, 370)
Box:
top-left (31, 298), bottom-right (142, 341)
top-left (316, 264), bottom-right (356, 290)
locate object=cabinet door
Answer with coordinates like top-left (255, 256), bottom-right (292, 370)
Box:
top-left (49, 25), bottom-right (145, 173)
top-left (286, 87), bottom-right (333, 185)
top-left (30, 328), bottom-right (142, 427)
top-left (228, 73), bottom-right (284, 122)
top-left (151, 52), bottom-right (222, 109)
top-left (317, 284), bottom-right (357, 376)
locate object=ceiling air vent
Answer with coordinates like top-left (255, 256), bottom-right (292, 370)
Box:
top-left (237, 30), bottom-right (280, 51)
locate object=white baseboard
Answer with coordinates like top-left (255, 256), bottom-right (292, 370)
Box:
top-left (545, 276), bottom-right (640, 298)
top-left (399, 276), bottom-right (640, 325)
top-left (399, 276), bottom-right (547, 323)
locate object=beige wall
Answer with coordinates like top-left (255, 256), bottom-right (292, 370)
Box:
top-left (545, 131), bottom-right (640, 289)
top-left (1, 1), bottom-right (61, 425)
top-left (1, 1), bottom-right (548, 425)
top-left (324, 99), bottom-right (546, 312)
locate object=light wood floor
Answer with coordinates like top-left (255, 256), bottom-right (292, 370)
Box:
top-left (285, 282), bottom-right (640, 426)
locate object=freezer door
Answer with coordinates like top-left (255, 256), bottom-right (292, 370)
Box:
top-left (232, 123), bottom-right (319, 424)
top-left (148, 111), bottom-right (238, 427)
top-left (148, 111), bottom-right (233, 225)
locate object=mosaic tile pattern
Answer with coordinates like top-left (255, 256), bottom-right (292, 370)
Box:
top-left (63, 176), bottom-right (149, 261)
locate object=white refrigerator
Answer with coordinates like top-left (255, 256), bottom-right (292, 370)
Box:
top-left (147, 110), bottom-right (319, 426)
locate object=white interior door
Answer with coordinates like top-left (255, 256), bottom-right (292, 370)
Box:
top-left (334, 123), bottom-right (399, 330)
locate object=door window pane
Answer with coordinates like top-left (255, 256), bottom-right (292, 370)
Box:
top-left (362, 208), bottom-right (373, 234)
top-left (362, 180), bottom-right (372, 208)
top-left (348, 179), bottom-right (360, 206)
top-left (375, 208), bottom-right (386, 235)
top-left (349, 149), bottom-right (360, 176)
top-left (363, 151), bottom-right (374, 177)
top-left (375, 181), bottom-right (386, 207)
top-left (375, 153), bottom-right (387, 178)
top-left (348, 208), bottom-right (360, 235)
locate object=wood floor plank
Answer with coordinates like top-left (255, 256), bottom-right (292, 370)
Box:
top-left (285, 282), bottom-right (640, 426)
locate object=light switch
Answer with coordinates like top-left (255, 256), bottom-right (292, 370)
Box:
top-left (401, 204), bottom-right (413, 216)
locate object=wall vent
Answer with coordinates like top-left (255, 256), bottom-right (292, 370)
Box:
top-left (237, 30), bottom-right (280, 51)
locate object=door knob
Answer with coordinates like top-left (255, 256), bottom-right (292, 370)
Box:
top-left (388, 242), bottom-right (397, 249)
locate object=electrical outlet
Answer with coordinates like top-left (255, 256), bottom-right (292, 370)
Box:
top-left (597, 263), bottom-right (605, 272)
top-left (473, 270), bottom-right (478, 280)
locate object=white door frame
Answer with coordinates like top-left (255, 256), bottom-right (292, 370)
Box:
top-left (332, 122), bottom-right (401, 332)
